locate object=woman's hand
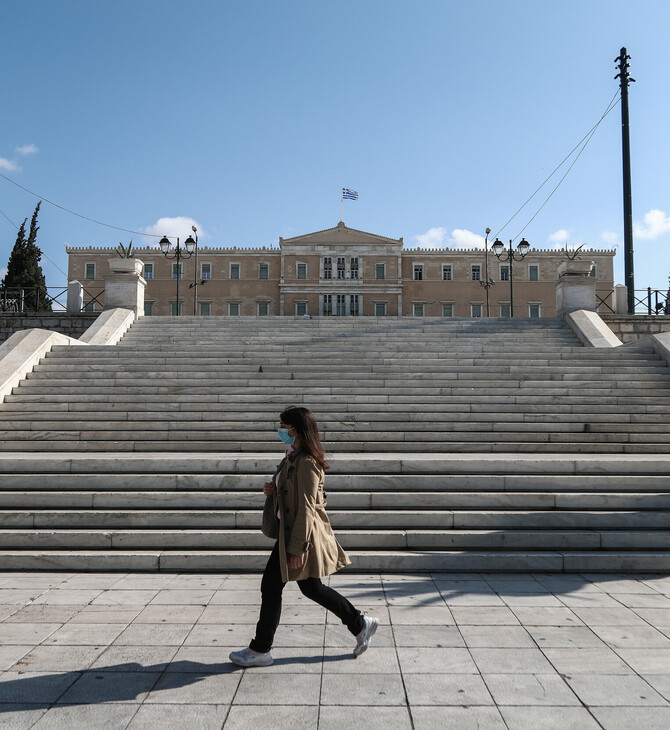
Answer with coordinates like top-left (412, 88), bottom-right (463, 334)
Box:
top-left (288, 553), bottom-right (305, 570)
top-left (263, 481), bottom-right (275, 496)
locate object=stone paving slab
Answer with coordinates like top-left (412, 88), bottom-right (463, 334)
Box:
top-left (0, 571), bottom-right (669, 728)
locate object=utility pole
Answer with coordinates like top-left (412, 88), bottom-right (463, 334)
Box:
top-left (615, 47), bottom-right (635, 314)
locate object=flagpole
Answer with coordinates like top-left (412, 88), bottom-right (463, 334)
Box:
top-left (340, 188), bottom-right (343, 222)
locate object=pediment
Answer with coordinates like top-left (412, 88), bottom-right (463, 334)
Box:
top-left (279, 221), bottom-right (402, 247)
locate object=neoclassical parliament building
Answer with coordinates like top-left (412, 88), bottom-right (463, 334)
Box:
top-left (66, 222), bottom-right (615, 318)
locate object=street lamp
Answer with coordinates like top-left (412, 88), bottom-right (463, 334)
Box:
top-left (479, 227), bottom-right (495, 317)
top-left (185, 226), bottom-right (208, 315)
top-left (159, 234), bottom-right (197, 316)
top-left (491, 238), bottom-right (530, 317)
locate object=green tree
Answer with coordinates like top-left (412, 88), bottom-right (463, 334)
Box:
top-left (1, 201), bottom-right (51, 311)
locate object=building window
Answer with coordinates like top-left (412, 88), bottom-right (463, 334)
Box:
top-left (144, 301), bottom-right (154, 316)
top-left (172, 263), bottom-right (183, 280)
top-left (350, 258), bottom-right (359, 280)
top-left (295, 301), bottom-right (307, 316)
top-left (83, 302), bottom-right (95, 313)
top-left (201, 262), bottom-right (211, 280)
top-left (442, 264), bottom-right (452, 281)
top-left (500, 304), bottom-right (511, 318)
top-left (529, 264), bottom-right (539, 281)
top-left (85, 263), bottom-right (96, 279)
top-left (142, 263), bottom-right (153, 280)
top-left (200, 302), bottom-right (212, 316)
top-left (170, 301), bottom-right (183, 316)
top-left (337, 257), bottom-right (346, 279)
top-left (230, 263), bottom-right (240, 280)
top-left (413, 264), bottom-right (424, 281)
top-left (374, 302), bottom-right (387, 316)
top-left (471, 265), bottom-right (481, 282)
top-left (336, 294), bottom-right (346, 316)
top-left (350, 294), bottom-right (359, 316)
top-left (323, 294), bottom-right (332, 316)
top-left (297, 262), bottom-right (307, 280)
top-left (589, 264), bottom-right (597, 278)
top-left (529, 304), bottom-right (541, 318)
top-left (500, 264), bottom-right (510, 282)
top-left (375, 263), bottom-right (386, 280)
top-left (258, 301), bottom-right (270, 316)
top-left (413, 303), bottom-right (425, 317)
top-left (259, 263), bottom-right (269, 280)
top-left (471, 304), bottom-right (483, 318)
top-left (323, 257), bottom-right (332, 280)
top-left (442, 303), bottom-right (454, 317)
top-left (228, 302), bottom-right (240, 316)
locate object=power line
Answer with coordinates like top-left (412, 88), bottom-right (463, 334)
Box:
top-left (493, 91), bottom-right (621, 243)
top-left (0, 170), bottom-right (162, 238)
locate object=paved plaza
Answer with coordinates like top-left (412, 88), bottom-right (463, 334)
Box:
top-left (0, 571), bottom-right (669, 728)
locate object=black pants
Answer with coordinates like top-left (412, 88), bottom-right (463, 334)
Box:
top-left (249, 541), bottom-right (364, 653)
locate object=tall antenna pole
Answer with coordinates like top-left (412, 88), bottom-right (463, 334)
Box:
top-left (615, 47), bottom-right (636, 314)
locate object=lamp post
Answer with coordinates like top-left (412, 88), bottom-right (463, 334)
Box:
top-left (479, 227), bottom-right (495, 317)
top-left (185, 226), bottom-right (207, 315)
top-left (159, 233), bottom-right (197, 316)
top-left (491, 238), bottom-right (530, 317)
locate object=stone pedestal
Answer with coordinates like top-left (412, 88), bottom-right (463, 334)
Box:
top-left (104, 259), bottom-right (145, 316)
top-left (614, 284), bottom-right (628, 314)
top-left (67, 280), bottom-right (83, 313)
top-left (556, 260), bottom-right (596, 317)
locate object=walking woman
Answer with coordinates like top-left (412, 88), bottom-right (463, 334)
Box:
top-left (230, 406), bottom-right (378, 667)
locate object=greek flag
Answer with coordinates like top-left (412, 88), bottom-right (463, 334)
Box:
top-left (342, 188), bottom-right (359, 200)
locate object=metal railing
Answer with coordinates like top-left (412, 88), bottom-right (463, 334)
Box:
top-left (0, 286), bottom-right (104, 314)
top-left (633, 288), bottom-right (669, 315)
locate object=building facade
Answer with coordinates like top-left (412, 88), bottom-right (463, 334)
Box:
top-left (67, 221), bottom-right (615, 317)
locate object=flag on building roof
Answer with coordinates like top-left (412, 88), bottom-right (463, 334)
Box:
top-left (342, 188), bottom-right (359, 200)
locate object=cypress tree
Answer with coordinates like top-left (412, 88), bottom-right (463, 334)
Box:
top-left (1, 202), bottom-right (51, 311)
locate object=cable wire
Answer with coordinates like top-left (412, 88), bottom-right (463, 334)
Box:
top-left (492, 90), bottom-right (620, 243)
top-left (0, 171), bottom-right (162, 238)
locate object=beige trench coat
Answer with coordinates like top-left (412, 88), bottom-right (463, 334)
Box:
top-left (268, 447), bottom-right (350, 582)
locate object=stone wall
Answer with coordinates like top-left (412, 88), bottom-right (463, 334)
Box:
top-left (601, 315), bottom-right (670, 343)
top-left (0, 314), bottom-right (99, 345)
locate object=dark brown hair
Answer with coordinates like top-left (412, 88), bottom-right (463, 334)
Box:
top-left (280, 406), bottom-right (329, 471)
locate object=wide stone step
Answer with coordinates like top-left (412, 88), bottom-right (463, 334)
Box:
top-left (5, 412), bottom-right (670, 427)
top-left (0, 528), bottom-right (667, 550)
top-left (24, 369), bottom-right (670, 384)
top-left (1, 440), bottom-right (669, 453)
top-left (0, 490), bottom-right (667, 510)
top-left (1, 472), bottom-right (668, 492)
top-left (1, 508), bottom-right (667, 529)
top-left (0, 549), bottom-right (666, 573)
top-left (8, 394), bottom-right (670, 408)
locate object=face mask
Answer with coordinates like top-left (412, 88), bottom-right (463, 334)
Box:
top-left (278, 428), bottom-right (295, 445)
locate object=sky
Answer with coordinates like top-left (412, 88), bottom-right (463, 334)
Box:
top-left (1, 0), bottom-right (669, 294)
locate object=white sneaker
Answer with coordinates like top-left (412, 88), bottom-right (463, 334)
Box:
top-left (354, 616), bottom-right (378, 657)
top-left (229, 647), bottom-right (273, 667)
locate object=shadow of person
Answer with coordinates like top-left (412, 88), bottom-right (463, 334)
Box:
top-left (0, 655), bottom-right (351, 710)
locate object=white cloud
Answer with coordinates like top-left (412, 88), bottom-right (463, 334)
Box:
top-left (634, 209), bottom-right (670, 240)
top-left (141, 217), bottom-right (204, 247)
top-left (414, 227), bottom-right (485, 249)
top-left (15, 144), bottom-right (38, 156)
top-left (0, 157), bottom-right (19, 172)
top-left (548, 229), bottom-right (570, 244)
top-left (414, 226), bottom-right (448, 248)
top-left (0, 267), bottom-right (7, 281)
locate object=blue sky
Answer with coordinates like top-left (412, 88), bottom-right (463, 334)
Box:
top-left (1, 0), bottom-right (669, 293)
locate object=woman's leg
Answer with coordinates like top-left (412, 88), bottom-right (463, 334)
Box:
top-left (249, 541), bottom-right (285, 653)
top-left (297, 577), bottom-right (364, 636)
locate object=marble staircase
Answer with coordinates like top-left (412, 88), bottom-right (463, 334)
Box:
top-left (0, 315), bottom-right (668, 572)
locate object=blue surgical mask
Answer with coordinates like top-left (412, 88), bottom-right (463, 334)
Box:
top-left (278, 428), bottom-right (295, 445)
